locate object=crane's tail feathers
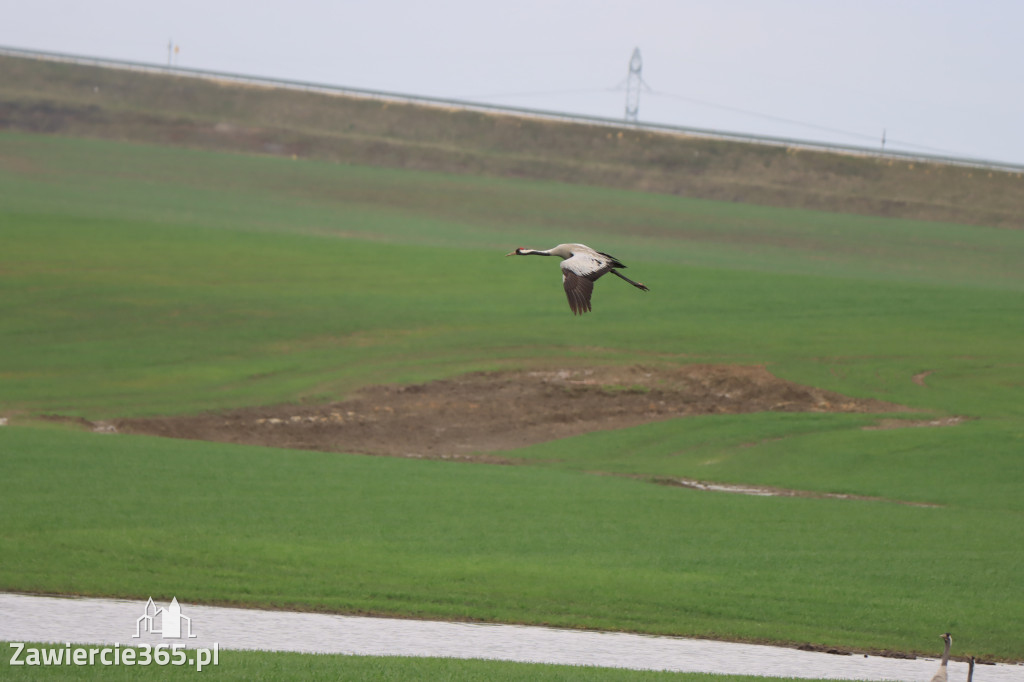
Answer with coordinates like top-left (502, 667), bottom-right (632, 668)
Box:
top-left (610, 269), bottom-right (649, 291)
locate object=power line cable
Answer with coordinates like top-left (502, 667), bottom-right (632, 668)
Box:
top-left (644, 89), bottom-right (964, 156)
top-left (452, 86), bottom-right (618, 100)
top-left (646, 89), bottom-right (880, 143)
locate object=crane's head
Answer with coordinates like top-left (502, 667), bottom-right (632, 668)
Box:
top-left (940, 633), bottom-right (952, 644)
top-left (506, 247), bottom-right (527, 256)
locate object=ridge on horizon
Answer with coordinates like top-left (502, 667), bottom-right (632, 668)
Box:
top-left (1, 44), bottom-right (1023, 229)
top-left (2, 43), bottom-right (1020, 173)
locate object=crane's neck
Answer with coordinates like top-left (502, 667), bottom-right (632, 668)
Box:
top-left (941, 637), bottom-right (951, 665)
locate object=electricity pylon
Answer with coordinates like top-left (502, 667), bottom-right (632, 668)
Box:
top-left (624, 47), bottom-right (643, 122)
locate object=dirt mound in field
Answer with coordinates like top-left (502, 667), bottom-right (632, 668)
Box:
top-left (114, 365), bottom-right (901, 459)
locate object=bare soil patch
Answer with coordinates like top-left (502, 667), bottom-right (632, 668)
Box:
top-left (649, 476), bottom-right (941, 507)
top-left (114, 365), bottom-right (902, 459)
top-left (863, 416), bottom-right (966, 430)
top-left (912, 370), bottom-right (934, 386)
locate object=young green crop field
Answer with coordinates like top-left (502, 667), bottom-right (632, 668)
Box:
top-left (1, 644), bottom-right (837, 682)
top-left (2, 131), bottom-right (1023, 671)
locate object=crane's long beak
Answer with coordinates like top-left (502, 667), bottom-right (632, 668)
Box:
top-left (505, 250), bottom-right (517, 256)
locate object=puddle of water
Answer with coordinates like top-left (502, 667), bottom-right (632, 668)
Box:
top-left (1, 593), bottom-right (1019, 680)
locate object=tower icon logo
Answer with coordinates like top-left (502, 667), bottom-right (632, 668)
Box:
top-left (134, 597), bottom-right (196, 639)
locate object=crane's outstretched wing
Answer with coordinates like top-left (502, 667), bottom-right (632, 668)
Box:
top-left (560, 251), bottom-right (614, 315)
top-left (562, 270), bottom-right (594, 315)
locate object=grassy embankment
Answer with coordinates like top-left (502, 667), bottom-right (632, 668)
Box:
top-left (2, 53), bottom-right (1023, 228)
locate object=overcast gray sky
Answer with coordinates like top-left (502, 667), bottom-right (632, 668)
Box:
top-left (3, 0), bottom-right (1022, 165)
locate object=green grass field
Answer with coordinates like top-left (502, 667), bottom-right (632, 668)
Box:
top-left (2, 131), bottom-right (1023, 671)
top-left (2, 644), bottom-right (839, 682)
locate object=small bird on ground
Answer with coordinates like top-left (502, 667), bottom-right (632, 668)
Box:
top-left (930, 633), bottom-right (953, 682)
top-left (506, 243), bottom-right (649, 315)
